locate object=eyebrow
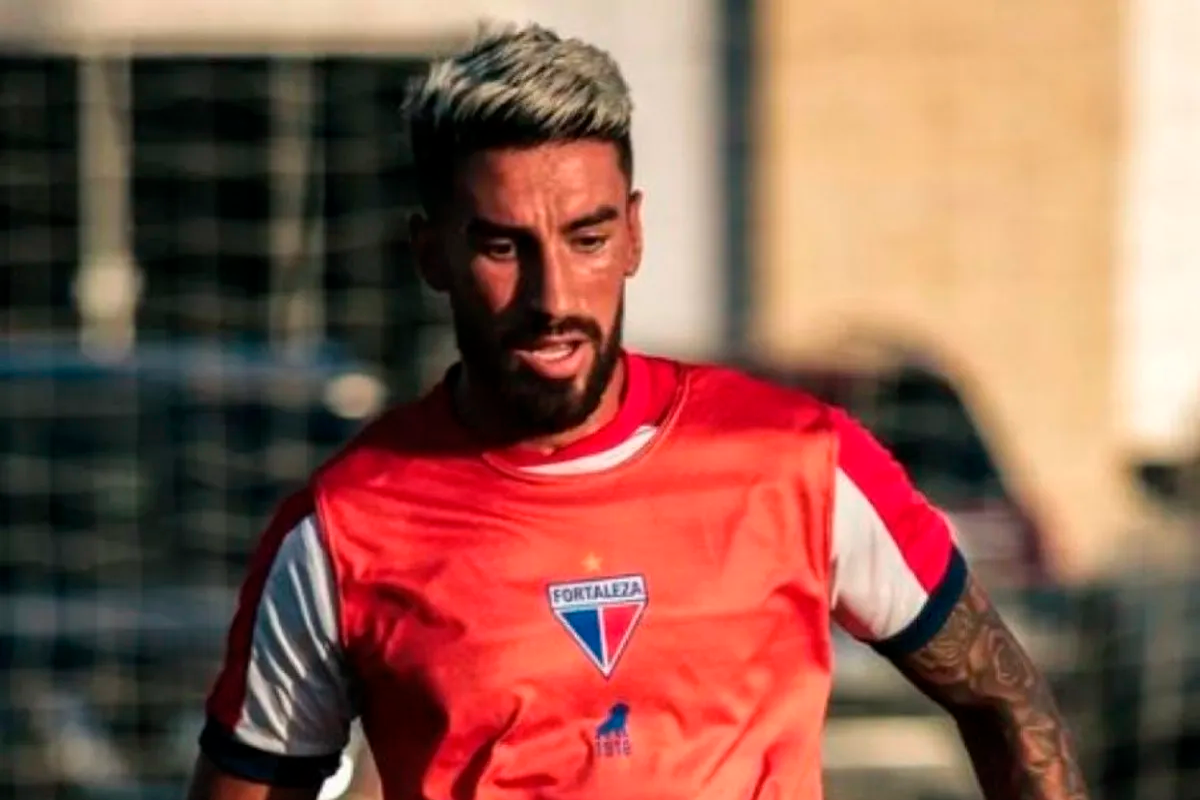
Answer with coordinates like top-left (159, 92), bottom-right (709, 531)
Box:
top-left (563, 205), bottom-right (620, 233)
top-left (465, 205), bottom-right (622, 238)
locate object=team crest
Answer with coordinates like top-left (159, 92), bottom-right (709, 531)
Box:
top-left (547, 574), bottom-right (648, 678)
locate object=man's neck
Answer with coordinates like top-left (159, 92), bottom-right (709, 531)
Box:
top-left (452, 357), bottom-right (628, 456)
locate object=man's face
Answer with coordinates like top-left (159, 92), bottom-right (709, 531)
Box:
top-left (414, 140), bottom-right (643, 435)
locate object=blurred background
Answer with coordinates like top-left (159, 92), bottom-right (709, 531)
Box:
top-left (2, 0), bottom-right (1199, 798)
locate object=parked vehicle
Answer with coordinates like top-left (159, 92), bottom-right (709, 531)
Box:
top-left (0, 337), bottom-right (384, 800)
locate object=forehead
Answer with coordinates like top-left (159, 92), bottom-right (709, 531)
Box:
top-left (451, 140), bottom-right (628, 224)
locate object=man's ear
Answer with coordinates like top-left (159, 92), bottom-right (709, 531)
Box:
top-left (625, 190), bottom-right (644, 278)
top-left (410, 212), bottom-right (450, 293)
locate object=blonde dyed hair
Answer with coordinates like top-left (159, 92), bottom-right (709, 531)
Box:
top-left (402, 22), bottom-right (635, 212)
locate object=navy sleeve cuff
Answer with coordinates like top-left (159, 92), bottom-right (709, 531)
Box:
top-left (871, 547), bottom-right (969, 659)
top-left (199, 719), bottom-right (341, 787)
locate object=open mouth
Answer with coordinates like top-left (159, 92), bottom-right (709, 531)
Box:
top-left (511, 338), bottom-right (590, 379)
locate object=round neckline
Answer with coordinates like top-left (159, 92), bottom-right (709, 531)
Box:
top-left (431, 355), bottom-right (691, 486)
top-left (488, 353), bottom-right (653, 469)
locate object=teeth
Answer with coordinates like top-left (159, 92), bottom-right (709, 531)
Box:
top-left (535, 344), bottom-right (574, 361)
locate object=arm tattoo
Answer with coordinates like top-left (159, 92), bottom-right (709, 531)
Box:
top-left (890, 575), bottom-right (1090, 800)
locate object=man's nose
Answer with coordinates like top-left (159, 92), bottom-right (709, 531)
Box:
top-left (523, 243), bottom-right (575, 318)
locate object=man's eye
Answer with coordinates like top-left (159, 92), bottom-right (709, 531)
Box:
top-left (574, 234), bottom-right (608, 253)
top-left (480, 241), bottom-right (517, 260)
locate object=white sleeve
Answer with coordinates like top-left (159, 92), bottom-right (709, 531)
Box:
top-left (828, 410), bottom-right (967, 655)
top-left (202, 512), bottom-right (354, 784)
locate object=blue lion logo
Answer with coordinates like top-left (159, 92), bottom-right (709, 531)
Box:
top-left (596, 702), bottom-right (630, 736)
top-left (595, 703), bottom-right (632, 757)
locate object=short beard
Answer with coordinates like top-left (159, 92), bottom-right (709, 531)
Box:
top-left (453, 302), bottom-right (624, 439)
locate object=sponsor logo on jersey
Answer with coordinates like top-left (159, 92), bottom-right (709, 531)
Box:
top-left (595, 702), bottom-right (632, 758)
top-left (547, 574), bottom-right (648, 678)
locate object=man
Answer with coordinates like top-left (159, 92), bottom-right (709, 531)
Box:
top-left (187, 23), bottom-right (1089, 800)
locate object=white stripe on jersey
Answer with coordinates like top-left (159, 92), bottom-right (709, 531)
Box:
top-left (235, 516), bottom-right (352, 756)
top-left (829, 468), bottom-right (932, 640)
top-left (521, 424), bottom-right (659, 475)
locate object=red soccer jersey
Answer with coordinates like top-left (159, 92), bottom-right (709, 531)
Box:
top-left (202, 353), bottom-right (966, 800)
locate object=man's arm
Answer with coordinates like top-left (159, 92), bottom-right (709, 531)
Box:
top-left (823, 408), bottom-right (1089, 800)
top-left (887, 574), bottom-right (1089, 800)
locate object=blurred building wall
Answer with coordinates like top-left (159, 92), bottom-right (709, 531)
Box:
top-left (752, 0), bottom-right (1132, 581)
top-left (1120, 0), bottom-right (1200, 462)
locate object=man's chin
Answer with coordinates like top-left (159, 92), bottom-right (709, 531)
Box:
top-left (469, 347), bottom-right (618, 436)
top-left (503, 391), bottom-right (597, 436)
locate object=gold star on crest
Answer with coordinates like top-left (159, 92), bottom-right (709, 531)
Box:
top-left (582, 553), bottom-right (603, 573)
